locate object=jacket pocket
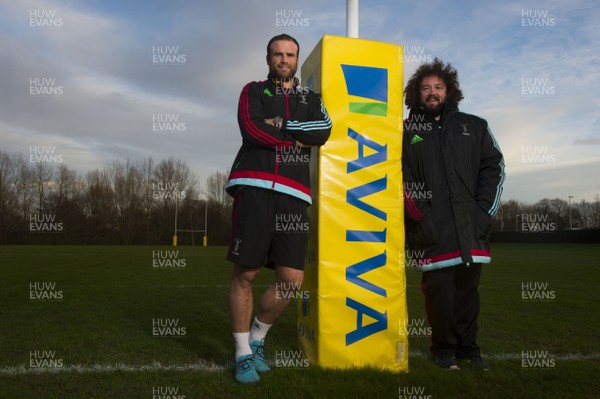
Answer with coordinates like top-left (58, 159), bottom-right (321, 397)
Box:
top-left (475, 205), bottom-right (492, 240)
top-left (413, 209), bottom-right (440, 248)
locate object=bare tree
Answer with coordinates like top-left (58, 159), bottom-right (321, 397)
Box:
top-left (577, 200), bottom-right (593, 229)
top-left (31, 162), bottom-right (55, 212)
top-left (108, 159), bottom-right (148, 243)
top-left (205, 169), bottom-right (232, 209)
top-left (12, 155), bottom-right (35, 220)
top-left (493, 199), bottom-right (526, 232)
top-left (137, 156), bottom-right (156, 244)
top-left (592, 195), bottom-right (600, 229)
top-left (203, 170), bottom-right (233, 244)
top-left (0, 152), bottom-right (15, 214)
top-left (137, 156), bottom-right (155, 213)
top-left (153, 157), bottom-right (199, 205)
top-left (54, 164), bottom-right (80, 206)
top-left (0, 152), bottom-right (19, 242)
top-left (85, 169), bottom-right (116, 239)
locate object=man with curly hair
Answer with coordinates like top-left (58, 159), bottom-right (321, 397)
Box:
top-left (402, 58), bottom-right (505, 371)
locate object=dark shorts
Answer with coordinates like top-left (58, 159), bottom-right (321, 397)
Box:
top-left (226, 187), bottom-right (309, 270)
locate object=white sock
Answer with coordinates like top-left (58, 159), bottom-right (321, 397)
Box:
top-left (249, 317), bottom-right (272, 343)
top-left (233, 332), bottom-right (252, 361)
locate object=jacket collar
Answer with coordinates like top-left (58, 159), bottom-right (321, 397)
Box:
top-left (409, 101), bottom-right (459, 123)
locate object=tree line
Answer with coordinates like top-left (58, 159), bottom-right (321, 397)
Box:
top-left (0, 152), bottom-right (232, 245)
top-left (493, 197), bottom-right (600, 232)
top-left (0, 150), bottom-right (598, 245)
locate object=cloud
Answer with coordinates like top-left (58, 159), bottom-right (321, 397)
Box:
top-left (0, 0), bottom-right (598, 201)
top-left (503, 157), bottom-right (600, 202)
top-left (574, 138), bottom-right (600, 145)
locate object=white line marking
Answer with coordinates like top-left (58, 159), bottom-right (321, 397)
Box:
top-left (0, 361), bottom-right (229, 376)
top-left (408, 350), bottom-right (600, 361)
top-left (2, 353), bottom-right (599, 375)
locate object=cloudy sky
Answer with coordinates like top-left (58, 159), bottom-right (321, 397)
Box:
top-left (0, 0), bottom-right (598, 203)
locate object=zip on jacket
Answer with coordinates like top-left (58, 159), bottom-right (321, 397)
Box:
top-left (227, 75), bottom-right (332, 204)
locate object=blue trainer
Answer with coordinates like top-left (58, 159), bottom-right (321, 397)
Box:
top-left (250, 340), bottom-right (271, 373)
top-left (235, 354), bottom-right (260, 384)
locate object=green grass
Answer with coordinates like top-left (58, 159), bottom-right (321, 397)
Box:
top-left (0, 244), bottom-right (599, 398)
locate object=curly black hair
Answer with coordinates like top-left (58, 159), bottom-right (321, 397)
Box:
top-left (404, 58), bottom-right (464, 109)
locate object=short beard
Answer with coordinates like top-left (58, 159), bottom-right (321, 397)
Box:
top-left (422, 102), bottom-right (444, 118)
top-left (269, 65), bottom-right (297, 80)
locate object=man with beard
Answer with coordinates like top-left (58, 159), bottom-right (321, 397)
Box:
top-left (402, 58), bottom-right (504, 370)
top-left (225, 34), bottom-right (331, 383)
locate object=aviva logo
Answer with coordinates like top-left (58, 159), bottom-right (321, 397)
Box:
top-left (341, 65), bottom-right (388, 117)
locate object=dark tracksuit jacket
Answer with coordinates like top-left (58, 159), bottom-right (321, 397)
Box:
top-left (226, 74), bottom-right (332, 204)
top-left (402, 102), bottom-right (505, 271)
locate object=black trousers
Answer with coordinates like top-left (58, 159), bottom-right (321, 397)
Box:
top-left (421, 263), bottom-right (482, 359)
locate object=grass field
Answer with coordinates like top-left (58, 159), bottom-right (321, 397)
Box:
top-left (0, 244), bottom-right (599, 399)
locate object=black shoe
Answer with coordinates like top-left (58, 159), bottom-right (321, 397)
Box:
top-left (468, 356), bottom-right (490, 371)
top-left (435, 357), bottom-right (461, 370)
